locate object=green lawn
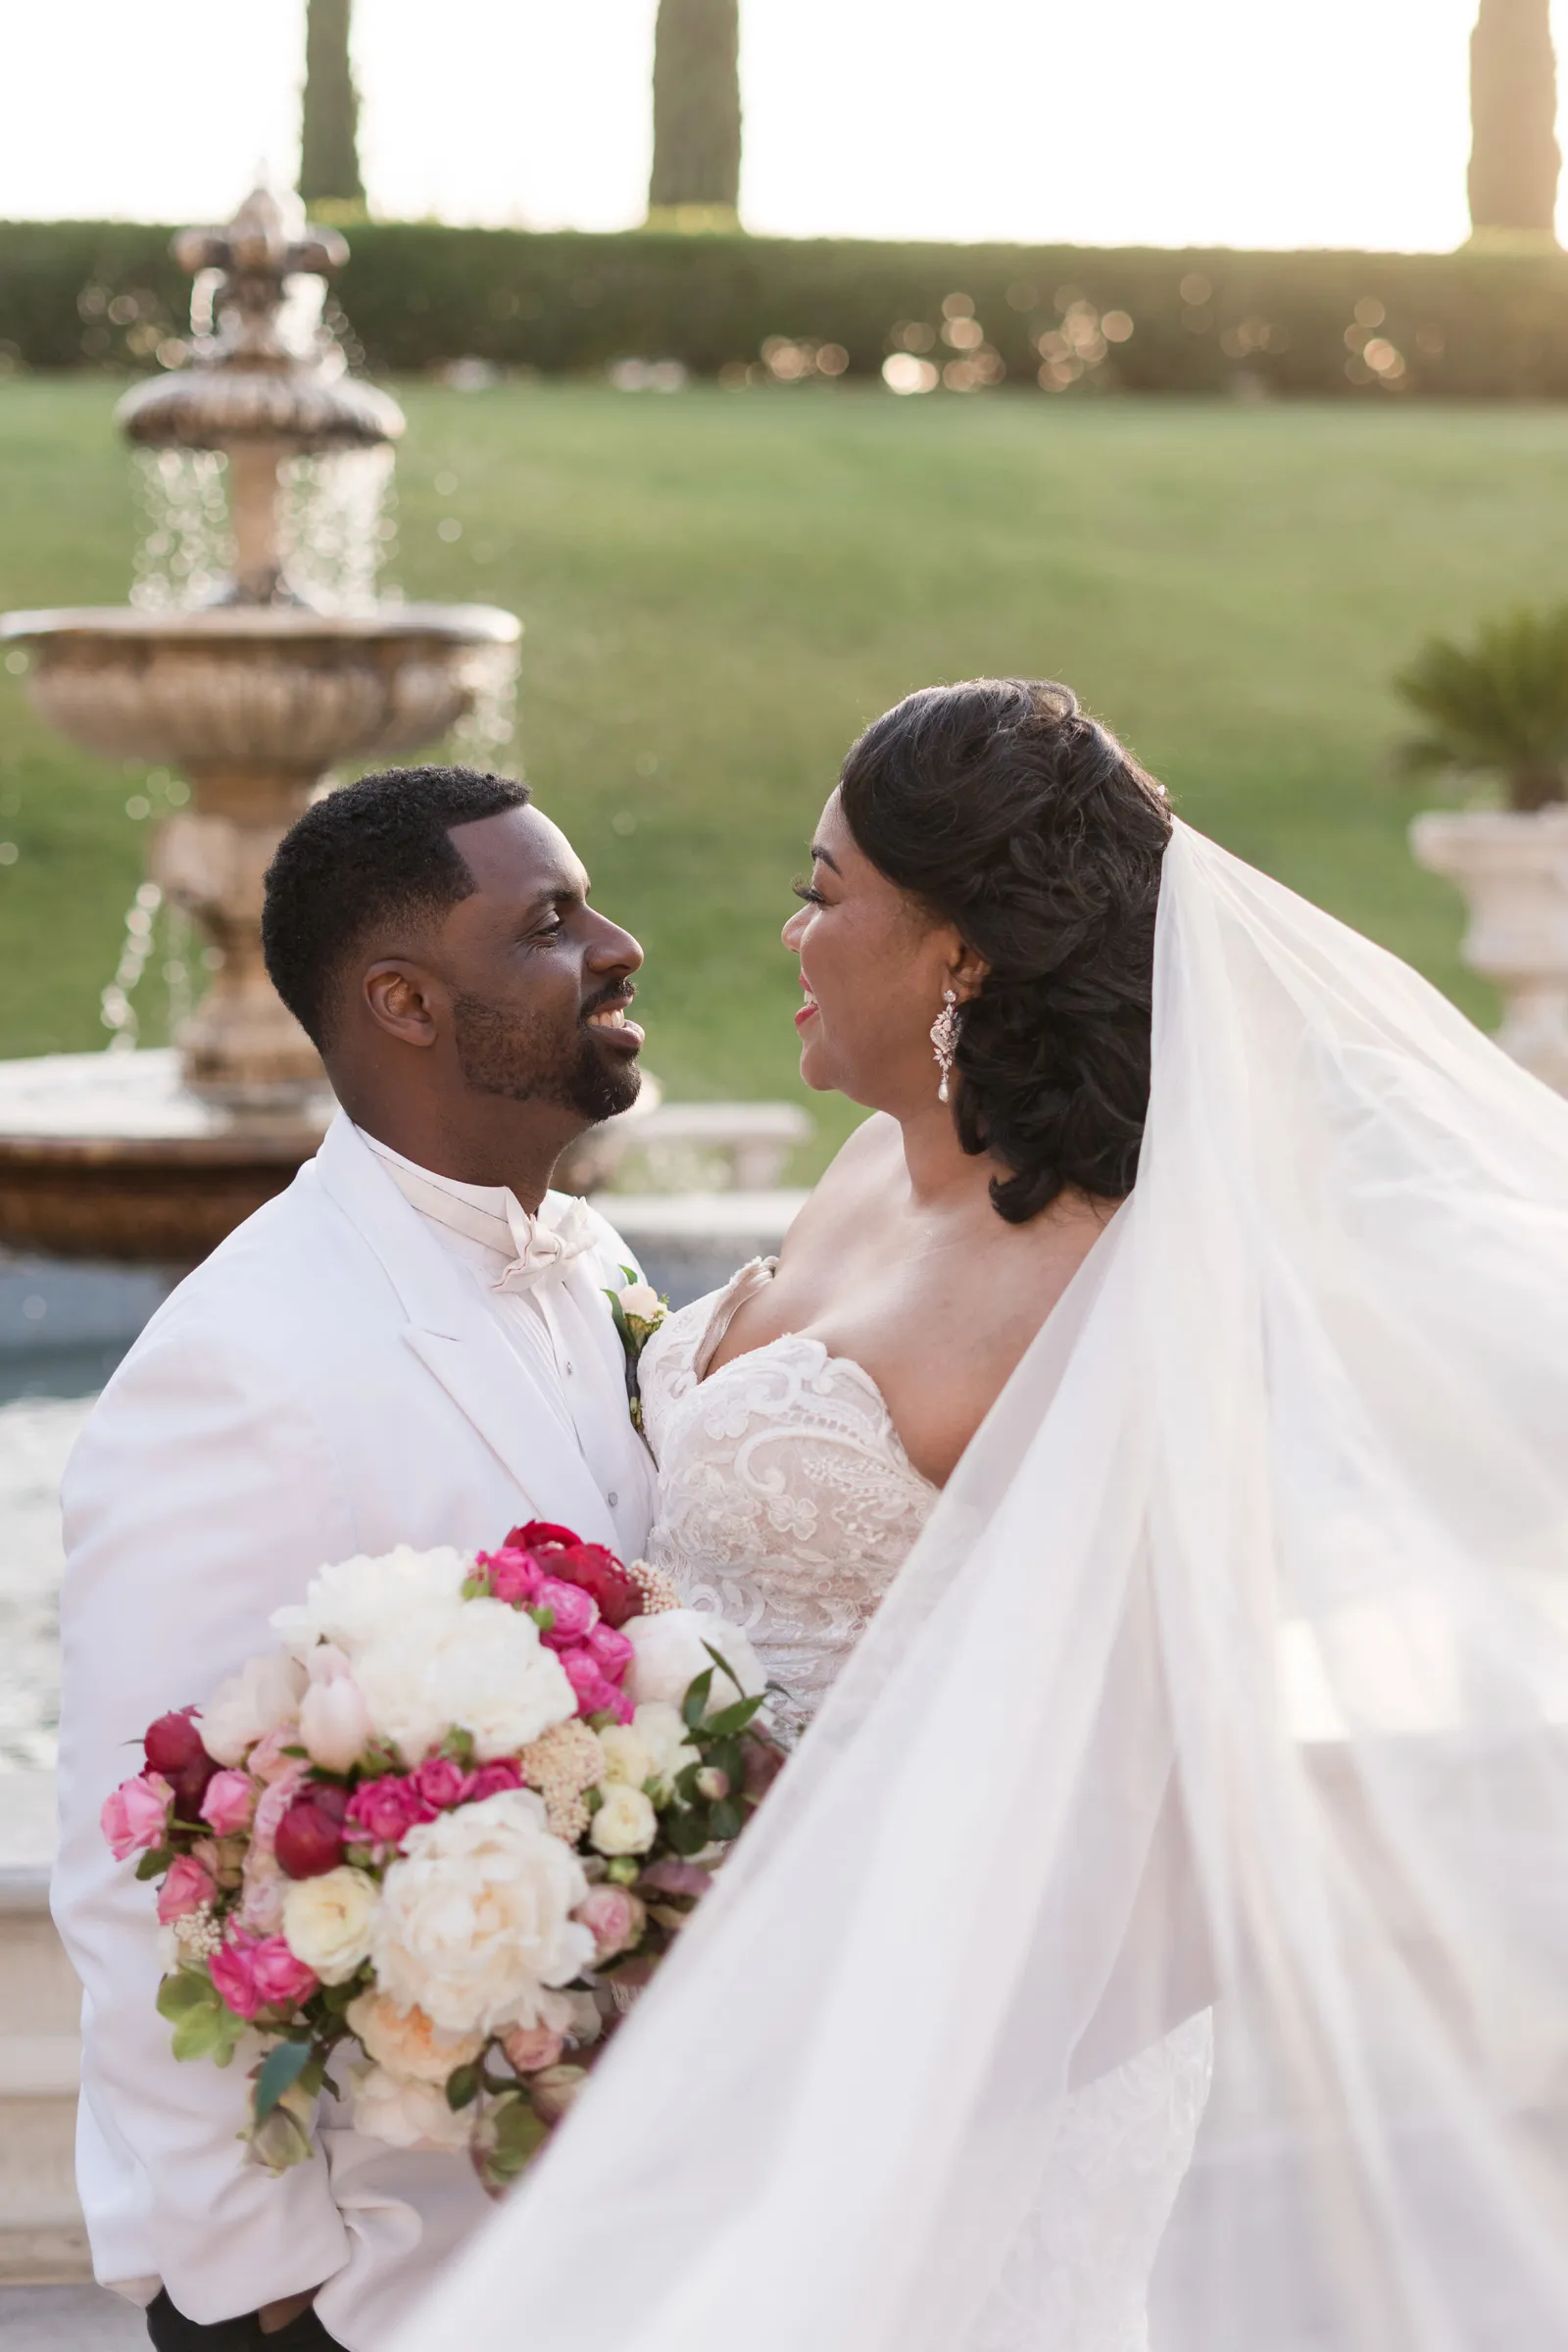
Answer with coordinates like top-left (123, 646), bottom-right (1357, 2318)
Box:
top-left (2, 376), bottom-right (1564, 1176)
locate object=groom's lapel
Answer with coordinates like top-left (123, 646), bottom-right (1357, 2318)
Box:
top-left (313, 1115), bottom-right (617, 1545)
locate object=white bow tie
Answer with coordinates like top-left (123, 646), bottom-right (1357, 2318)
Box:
top-left (382, 1162), bottom-right (598, 1294)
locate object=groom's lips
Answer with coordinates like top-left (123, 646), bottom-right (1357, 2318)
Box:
top-left (583, 988), bottom-right (645, 1052)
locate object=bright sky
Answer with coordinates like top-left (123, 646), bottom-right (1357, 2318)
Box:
top-left (4, 0), bottom-right (1568, 250)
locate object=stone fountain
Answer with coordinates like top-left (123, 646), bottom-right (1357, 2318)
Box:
top-left (0, 187), bottom-right (520, 1263)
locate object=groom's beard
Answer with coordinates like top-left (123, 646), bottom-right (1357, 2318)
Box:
top-left (452, 990), bottom-right (642, 1123)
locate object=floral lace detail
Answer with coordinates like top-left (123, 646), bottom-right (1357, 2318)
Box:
top-left (974, 2010), bottom-right (1214, 2352)
top-left (638, 1260), bottom-right (937, 1742)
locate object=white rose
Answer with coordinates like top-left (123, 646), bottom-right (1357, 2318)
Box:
top-left (618, 1281), bottom-right (663, 1322)
top-left (282, 1865), bottom-right (380, 1984)
top-left (371, 1790), bottom-right (593, 2035)
top-left (344, 1989), bottom-right (485, 2086)
top-left (623, 1610), bottom-right (764, 1721)
top-left (200, 1649), bottom-right (308, 1768)
top-left (354, 1596), bottom-right (576, 1767)
top-left (299, 1675), bottom-right (371, 1774)
top-left (590, 1785), bottom-right (659, 1857)
top-left (596, 1725), bottom-right (656, 1788)
top-left (630, 1701), bottom-right (700, 1794)
top-left (270, 1546), bottom-right (471, 1662)
top-left (350, 2062), bottom-right (473, 2153)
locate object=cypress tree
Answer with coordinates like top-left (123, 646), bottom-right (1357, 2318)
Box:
top-left (299, 0), bottom-right (366, 212)
top-left (648, 0), bottom-right (742, 225)
top-left (1468, 0), bottom-right (1559, 242)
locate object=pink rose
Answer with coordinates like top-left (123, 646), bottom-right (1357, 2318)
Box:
top-left (638, 1858), bottom-right (714, 1902)
top-left (534, 1577), bottom-right (600, 1648)
top-left (156, 1852), bottom-right (217, 1924)
top-left (583, 1622), bottom-right (634, 1682)
top-left (412, 1756), bottom-right (469, 1813)
top-left (560, 1648), bottom-right (633, 1724)
top-left (501, 2022), bottom-right (564, 2074)
top-left (573, 1883), bottom-right (647, 1962)
top-left (247, 1727), bottom-right (302, 1785)
top-left (465, 1759), bottom-right (523, 1803)
top-left (101, 1772), bottom-right (172, 1861)
top-left (345, 1775), bottom-right (432, 1848)
top-left (210, 1934), bottom-right (262, 2020)
top-left (252, 1760), bottom-right (310, 1855)
top-left (238, 1844), bottom-right (286, 1936)
top-left (199, 1769), bottom-right (257, 1837)
top-left (250, 1936), bottom-right (318, 2011)
top-left (479, 1547), bottom-right (544, 1608)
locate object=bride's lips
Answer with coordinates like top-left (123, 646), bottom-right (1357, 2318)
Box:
top-left (795, 975), bottom-right (818, 1032)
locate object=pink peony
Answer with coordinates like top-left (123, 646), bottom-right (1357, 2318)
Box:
top-left (345, 1774), bottom-right (433, 1849)
top-left (249, 1936), bottom-right (318, 2011)
top-left (533, 1578), bottom-right (600, 1648)
top-left (411, 1756), bottom-right (469, 1813)
top-left (501, 2022), bottom-right (564, 2074)
top-left (465, 1759), bottom-right (523, 1803)
top-left (156, 1851), bottom-right (217, 1924)
top-left (559, 1648), bottom-right (633, 1724)
top-left (238, 1844), bottom-right (287, 1936)
top-left (210, 1934), bottom-right (262, 2020)
top-left (573, 1883), bottom-right (647, 1962)
top-left (583, 1622), bottom-right (634, 1682)
top-left (101, 1772), bottom-right (172, 1861)
top-left (199, 1769), bottom-right (257, 1837)
top-left (479, 1547), bottom-right (545, 1608)
top-left (247, 1727), bottom-right (303, 1786)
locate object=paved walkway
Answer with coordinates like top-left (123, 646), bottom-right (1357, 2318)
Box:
top-left (0, 2287), bottom-right (144, 2348)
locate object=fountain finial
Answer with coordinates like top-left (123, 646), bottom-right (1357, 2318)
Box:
top-left (116, 186), bottom-right (402, 605)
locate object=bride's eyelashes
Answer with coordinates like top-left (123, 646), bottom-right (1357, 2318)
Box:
top-left (792, 880), bottom-right (828, 907)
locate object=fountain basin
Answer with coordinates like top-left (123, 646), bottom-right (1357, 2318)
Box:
top-left (0, 605), bottom-right (520, 780)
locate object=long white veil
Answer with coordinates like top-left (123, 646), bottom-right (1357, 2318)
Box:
top-left (400, 822), bottom-right (1568, 2352)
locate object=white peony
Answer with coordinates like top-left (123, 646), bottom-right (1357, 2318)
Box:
top-left (270, 1546), bottom-right (471, 1662)
top-left (589, 1785), bottom-right (659, 1857)
top-left (596, 1724), bottom-right (657, 1788)
top-left (281, 1866), bottom-right (380, 1984)
top-left (371, 1790), bottom-right (594, 2035)
top-left (354, 1597), bottom-right (576, 1767)
top-left (200, 1649), bottom-right (309, 1768)
top-left (344, 1989), bottom-right (485, 2086)
top-left (299, 1675), bottom-right (371, 1774)
top-left (623, 1610), bottom-right (765, 1721)
top-left (350, 2062), bottom-right (473, 2153)
top-left (629, 1701), bottom-right (700, 1794)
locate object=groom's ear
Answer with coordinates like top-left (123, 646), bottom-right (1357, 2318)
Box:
top-left (363, 959), bottom-right (444, 1050)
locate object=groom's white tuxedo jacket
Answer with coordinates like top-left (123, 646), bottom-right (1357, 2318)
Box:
top-left (51, 1114), bottom-right (658, 2348)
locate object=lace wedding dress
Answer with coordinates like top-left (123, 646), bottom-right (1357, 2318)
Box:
top-left (639, 1259), bottom-right (1213, 2352)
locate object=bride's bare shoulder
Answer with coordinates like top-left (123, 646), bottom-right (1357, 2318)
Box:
top-left (778, 1114), bottom-right (901, 1254)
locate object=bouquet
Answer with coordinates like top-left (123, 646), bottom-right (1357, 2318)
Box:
top-left (101, 1522), bottom-right (783, 2191)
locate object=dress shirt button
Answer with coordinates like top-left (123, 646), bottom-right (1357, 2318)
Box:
top-left (608, 1491), bottom-right (618, 1508)
top-left (564, 1360), bottom-right (574, 1376)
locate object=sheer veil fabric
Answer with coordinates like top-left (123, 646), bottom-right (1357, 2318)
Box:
top-left (400, 823), bottom-right (1568, 2352)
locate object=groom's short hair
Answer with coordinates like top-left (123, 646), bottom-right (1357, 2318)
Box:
top-left (263, 764), bottom-right (531, 1047)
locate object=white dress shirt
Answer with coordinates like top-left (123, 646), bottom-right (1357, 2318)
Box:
top-left (358, 1132), bottom-right (655, 1561)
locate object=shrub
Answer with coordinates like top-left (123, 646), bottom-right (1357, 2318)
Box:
top-left (5, 220), bottom-right (1568, 399)
top-left (1395, 605), bottom-right (1568, 810)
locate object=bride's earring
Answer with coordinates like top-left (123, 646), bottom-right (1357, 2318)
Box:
top-left (930, 989), bottom-right (959, 1103)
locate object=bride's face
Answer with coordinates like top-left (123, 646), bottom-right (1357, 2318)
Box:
top-left (782, 790), bottom-right (971, 1110)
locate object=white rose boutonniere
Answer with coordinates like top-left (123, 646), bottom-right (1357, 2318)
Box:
top-left (605, 1266), bottom-right (669, 1433)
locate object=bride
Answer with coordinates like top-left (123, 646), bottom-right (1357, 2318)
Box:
top-left (406, 681), bottom-right (1568, 2352)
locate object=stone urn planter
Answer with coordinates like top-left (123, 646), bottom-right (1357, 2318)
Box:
top-left (1409, 807), bottom-right (1568, 1094)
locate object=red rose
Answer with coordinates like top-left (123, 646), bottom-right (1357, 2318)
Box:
top-left (274, 1794), bottom-right (346, 1879)
top-left (502, 1523), bottom-right (644, 1632)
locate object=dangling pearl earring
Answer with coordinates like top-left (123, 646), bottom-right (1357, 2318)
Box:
top-left (930, 988), bottom-right (959, 1103)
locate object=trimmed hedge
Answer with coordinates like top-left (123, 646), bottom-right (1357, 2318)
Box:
top-left (5, 218), bottom-right (1568, 398)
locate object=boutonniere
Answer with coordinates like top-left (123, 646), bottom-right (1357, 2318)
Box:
top-left (605, 1267), bottom-right (669, 1432)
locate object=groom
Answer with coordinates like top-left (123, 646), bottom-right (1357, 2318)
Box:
top-left (52, 767), bottom-right (658, 2351)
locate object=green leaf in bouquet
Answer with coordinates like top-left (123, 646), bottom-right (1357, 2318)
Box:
top-left (156, 1969), bottom-right (215, 2022)
top-left (663, 1807), bottom-right (710, 1858)
top-left (135, 1846), bottom-right (173, 1881)
top-left (474, 2087), bottom-right (552, 2194)
top-left (681, 1667), bottom-right (714, 1731)
top-left (254, 2038), bottom-right (316, 2123)
top-left (461, 1574), bottom-right (489, 1600)
top-left (173, 2001), bottom-right (243, 2065)
top-left (707, 1797), bottom-right (744, 1842)
top-left (446, 2062), bottom-right (482, 2111)
top-left (701, 1694), bottom-right (766, 1740)
top-left (673, 1758), bottom-right (703, 1803)
top-left (319, 1977), bottom-right (365, 2015)
top-left (705, 1739), bottom-right (744, 1788)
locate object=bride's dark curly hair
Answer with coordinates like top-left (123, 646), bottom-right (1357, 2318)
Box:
top-left (838, 679), bottom-right (1172, 1223)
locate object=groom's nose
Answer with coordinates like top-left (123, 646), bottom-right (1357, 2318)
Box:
top-left (583, 910), bottom-right (643, 977)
